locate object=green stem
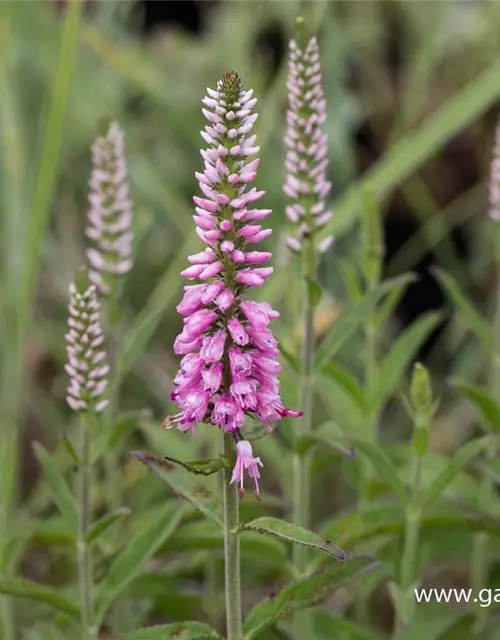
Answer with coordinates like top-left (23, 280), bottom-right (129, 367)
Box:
top-left (222, 432), bottom-right (242, 640)
top-left (292, 236), bottom-right (316, 639)
top-left (394, 454), bottom-right (423, 638)
top-left (472, 233), bottom-right (500, 634)
top-left (78, 415), bottom-right (96, 640)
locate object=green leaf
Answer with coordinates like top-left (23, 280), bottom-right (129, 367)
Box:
top-left (354, 439), bottom-right (410, 505)
top-left (239, 517), bottom-right (345, 560)
top-left (321, 362), bottom-right (368, 413)
top-left (92, 411), bottom-right (146, 464)
top-left (433, 267), bottom-right (493, 349)
top-left (450, 380), bottom-right (500, 432)
top-left (61, 433), bottom-right (80, 467)
top-left (87, 507), bottom-right (132, 545)
top-left (322, 504), bottom-right (500, 552)
top-left (315, 274), bottom-right (414, 366)
top-left (133, 451), bottom-right (223, 528)
top-left (117, 622), bottom-right (222, 639)
top-left (163, 454), bottom-right (230, 476)
top-left (435, 613), bottom-right (475, 640)
top-left (313, 611), bottom-right (385, 640)
top-left (243, 556), bottom-right (380, 639)
top-left (423, 437), bottom-right (493, 510)
top-left (305, 276), bottom-right (323, 307)
top-left (33, 443), bottom-right (77, 528)
top-left (371, 312), bottom-right (442, 412)
top-left (95, 503), bottom-right (185, 623)
top-left (0, 578), bottom-right (79, 622)
top-left (339, 260), bottom-right (363, 302)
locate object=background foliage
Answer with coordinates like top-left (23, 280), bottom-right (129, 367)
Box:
top-left (2, 0), bottom-right (500, 638)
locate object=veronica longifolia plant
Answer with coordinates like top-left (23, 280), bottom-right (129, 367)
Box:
top-left (162, 70), bottom-right (301, 639)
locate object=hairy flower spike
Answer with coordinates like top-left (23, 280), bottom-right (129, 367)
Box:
top-left (489, 119), bottom-right (500, 221)
top-left (284, 29), bottom-right (333, 253)
top-left (164, 71), bottom-right (302, 497)
top-left (65, 281), bottom-right (109, 413)
top-left (86, 122), bottom-right (134, 294)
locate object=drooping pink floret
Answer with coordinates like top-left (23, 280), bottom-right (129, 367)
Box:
top-left (284, 34), bottom-right (334, 254)
top-left (230, 440), bottom-right (263, 499)
top-left (65, 281), bottom-right (109, 413)
top-left (86, 123), bottom-right (134, 294)
top-left (164, 72), bottom-right (301, 494)
top-left (489, 120), bottom-right (500, 221)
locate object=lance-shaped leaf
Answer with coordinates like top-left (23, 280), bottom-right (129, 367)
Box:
top-left (433, 267), bottom-right (493, 349)
top-left (354, 440), bottom-right (410, 505)
top-left (95, 503), bottom-right (185, 623)
top-left (117, 622), bottom-right (222, 639)
top-left (243, 556), bottom-right (380, 639)
top-left (450, 380), bottom-right (500, 433)
top-left (305, 276), bottom-right (323, 307)
top-left (33, 443), bottom-right (78, 529)
top-left (163, 454), bottom-right (230, 476)
top-left (313, 611), bottom-right (385, 640)
top-left (0, 578), bottom-right (80, 622)
top-left (321, 503), bottom-right (500, 553)
top-left (370, 312), bottom-right (442, 413)
top-left (321, 362), bottom-right (368, 414)
top-left (423, 437), bottom-right (494, 510)
top-left (132, 451), bottom-right (223, 528)
top-left (238, 517), bottom-right (345, 560)
top-left (315, 274), bottom-right (415, 366)
top-left (86, 506), bottom-right (132, 544)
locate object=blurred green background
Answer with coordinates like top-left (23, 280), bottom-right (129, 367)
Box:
top-left (3, 0), bottom-right (500, 638)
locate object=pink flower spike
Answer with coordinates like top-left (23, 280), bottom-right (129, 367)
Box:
top-left (230, 440), bottom-right (263, 499)
top-left (166, 71), bottom-right (300, 434)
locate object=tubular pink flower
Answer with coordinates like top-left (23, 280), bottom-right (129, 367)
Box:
top-left (230, 440), bottom-right (263, 499)
top-left (284, 34), bottom-right (334, 254)
top-left (489, 120), bottom-right (500, 221)
top-left (86, 122), bottom-right (134, 295)
top-left (164, 71), bottom-right (301, 468)
top-left (65, 281), bottom-right (109, 413)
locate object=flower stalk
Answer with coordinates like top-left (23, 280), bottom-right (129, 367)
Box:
top-left (78, 413), bottom-right (96, 640)
top-left (393, 363), bottom-right (436, 638)
top-left (284, 19), bottom-right (331, 639)
top-left (222, 432), bottom-right (243, 640)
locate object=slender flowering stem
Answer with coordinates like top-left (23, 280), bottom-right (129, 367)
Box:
top-left (222, 432), bottom-right (243, 640)
top-left (78, 413), bottom-right (96, 640)
top-left (284, 22), bottom-right (331, 639)
top-left (85, 124), bottom-right (134, 631)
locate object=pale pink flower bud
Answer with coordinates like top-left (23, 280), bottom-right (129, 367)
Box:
top-left (284, 32), bottom-right (333, 252)
top-left (85, 123), bottom-right (134, 295)
top-left (65, 280), bottom-right (108, 413)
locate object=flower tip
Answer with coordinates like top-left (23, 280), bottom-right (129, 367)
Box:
top-left (239, 487), bottom-right (246, 500)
